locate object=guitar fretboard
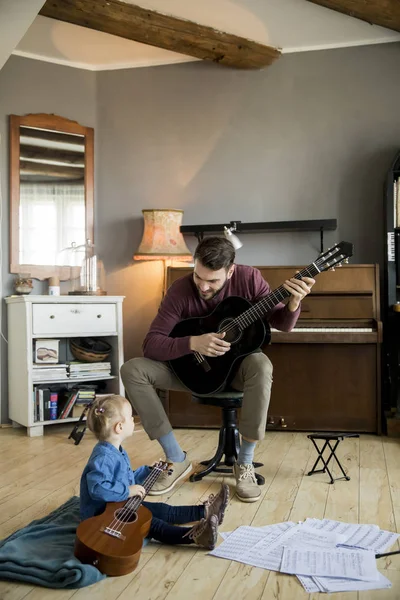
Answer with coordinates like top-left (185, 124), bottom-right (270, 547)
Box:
top-left (220, 264), bottom-right (320, 333)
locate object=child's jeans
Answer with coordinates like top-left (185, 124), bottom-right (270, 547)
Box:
top-left (142, 501), bottom-right (205, 545)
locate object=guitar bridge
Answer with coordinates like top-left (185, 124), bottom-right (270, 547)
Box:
top-left (102, 526), bottom-right (126, 540)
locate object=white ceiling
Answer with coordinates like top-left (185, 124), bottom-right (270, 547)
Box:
top-left (12, 0), bottom-right (400, 71)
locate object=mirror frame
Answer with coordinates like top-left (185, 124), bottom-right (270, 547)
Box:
top-left (9, 113), bottom-right (94, 280)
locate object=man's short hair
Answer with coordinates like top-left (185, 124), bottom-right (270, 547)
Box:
top-left (194, 236), bottom-right (235, 271)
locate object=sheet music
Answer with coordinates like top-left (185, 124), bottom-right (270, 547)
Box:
top-left (209, 526), bottom-right (268, 561)
top-left (219, 522), bottom-right (286, 541)
top-left (213, 518), bottom-right (397, 594)
top-left (238, 525), bottom-right (340, 572)
top-left (280, 547), bottom-right (379, 581)
top-left (298, 572), bottom-right (392, 594)
top-left (313, 572), bottom-right (392, 593)
top-left (304, 518), bottom-right (399, 553)
top-left (341, 527), bottom-right (399, 553)
top-left (297, 575), bottom-right (321, 593)
top-left (210, 522), bottom-right (295, 562)
top-left (304, 518), bottom-right (378, 541)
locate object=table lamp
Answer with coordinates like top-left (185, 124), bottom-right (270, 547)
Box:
top-left (134, 209), bottom-right (192, 295)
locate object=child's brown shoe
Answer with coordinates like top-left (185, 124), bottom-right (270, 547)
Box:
top-left (185, 515), bottom-right (219, 550)
top-left (203, 483), bottom-right (229, 524)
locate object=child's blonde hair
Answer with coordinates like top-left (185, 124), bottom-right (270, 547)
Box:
top-left (87, 394), bottom-right (129, 441)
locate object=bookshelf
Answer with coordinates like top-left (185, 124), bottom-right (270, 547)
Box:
top-left (32, 375), bottom-right (116, 385)
top-left (6, 295), bottom-right (125, 436)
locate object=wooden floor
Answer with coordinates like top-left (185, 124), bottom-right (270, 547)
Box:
top-left (0, 425), bottom-right (400, 600)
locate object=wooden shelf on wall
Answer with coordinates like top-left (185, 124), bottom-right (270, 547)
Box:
top-left (180, 219), bottom-right (337, 252)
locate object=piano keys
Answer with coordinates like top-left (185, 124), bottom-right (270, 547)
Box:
top-left (270, 320), bottom-right (381, 344)
top-left (165, 264), bottom-right (382, 434)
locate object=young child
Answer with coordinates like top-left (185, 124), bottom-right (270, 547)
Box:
top-left (80, 394), bottom-right (229, 550)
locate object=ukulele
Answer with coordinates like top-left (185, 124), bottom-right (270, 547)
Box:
top-left (169, 241), bottom-right (353, 395)
top-left (74, 461), bottom-right (169, 576)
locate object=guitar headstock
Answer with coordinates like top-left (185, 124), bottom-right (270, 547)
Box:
top-left (315, 241), bottom-right (353, 273)
top-left (151, 460), bottom-right (170, 472)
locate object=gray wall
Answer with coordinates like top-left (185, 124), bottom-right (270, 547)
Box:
top-left (97, 43), bottom-right (400, 360)
top-left (0, 55), bottom-right (96, 423)
top-left (1, 43), bottom-right (400, 422)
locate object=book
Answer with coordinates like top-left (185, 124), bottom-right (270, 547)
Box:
top-left (59, 390), bottom-right (79, 419)
top-left (42, 388), bottom-right (51, 420)
top-left (38, 388), bottom-right (44, 421)
top-left (49, 391), bottom-right (58, 420)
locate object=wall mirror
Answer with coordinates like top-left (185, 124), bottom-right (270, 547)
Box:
top-left (9, 113), bottom-right (94, 280)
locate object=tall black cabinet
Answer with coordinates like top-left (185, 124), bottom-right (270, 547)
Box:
top-left (383, 151), bottom-right (400, 418)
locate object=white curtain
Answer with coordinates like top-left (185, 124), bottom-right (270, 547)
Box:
top-left (19, 183), bottom-right (85, 266)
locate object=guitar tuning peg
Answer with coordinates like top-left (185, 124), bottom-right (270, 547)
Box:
top-left (329, 267), bottom-right (335, 272)
top-left (338, 262), bottom-right (343, 267)
top-left (344, 258), bottom-right (349, 264)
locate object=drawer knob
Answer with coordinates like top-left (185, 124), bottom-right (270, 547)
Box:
top-left (50, 315), bottom-right (55, 319)
top-left (97, 314), bottom-right (102, 318)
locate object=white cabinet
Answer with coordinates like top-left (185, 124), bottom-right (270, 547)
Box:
top-left (6, 295), bottom-right (125, 437)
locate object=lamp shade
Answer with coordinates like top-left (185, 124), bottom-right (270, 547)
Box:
top-left (134, 209), bottom-right (192, 261)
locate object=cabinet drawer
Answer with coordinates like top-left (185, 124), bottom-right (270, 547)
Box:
top-left (32, 304), bottom-right (117, 335)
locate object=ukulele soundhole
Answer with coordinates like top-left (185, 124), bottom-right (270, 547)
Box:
top-left (218, 318), bottom-right (242, 344)
top-left (115, 508), bottom-right (138, 524)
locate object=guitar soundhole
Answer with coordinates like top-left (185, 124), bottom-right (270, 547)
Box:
top-left (115, 508), bottom-right (138, 524)
top-left (219, 318), bottom-right (242, 344)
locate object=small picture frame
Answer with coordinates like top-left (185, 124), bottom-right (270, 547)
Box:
top-left (34, 339), bottom-right (60, 363)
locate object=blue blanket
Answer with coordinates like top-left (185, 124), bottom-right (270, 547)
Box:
top-left (0, 496), bottom-right (105, 588)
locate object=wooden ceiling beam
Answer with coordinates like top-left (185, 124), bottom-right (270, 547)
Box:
top-left (39, 0), bottom-right (281, 69)
top-left (307, 0), bottom-right (400, 33)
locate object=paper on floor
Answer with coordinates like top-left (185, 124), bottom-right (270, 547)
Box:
top-left (280, 546), bottom-right (379, 581)
top-left (214, 517), bottom-right (397, 594)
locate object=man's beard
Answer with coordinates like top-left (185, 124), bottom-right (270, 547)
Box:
top-left (196, 280), bottom-right (227, 301)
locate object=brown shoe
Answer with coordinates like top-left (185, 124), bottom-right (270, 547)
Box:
top-left (148, 453), bottom-right (192, 495)
top-left (184, 515), bottom-right (219, 550)
top-left (233, 463), bottom-right (261, 503)
top-left (203, 484), bottom-right (229, 524)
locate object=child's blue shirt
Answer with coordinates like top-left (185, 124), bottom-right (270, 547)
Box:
top-left (80, 440), bottom-right (151, 521)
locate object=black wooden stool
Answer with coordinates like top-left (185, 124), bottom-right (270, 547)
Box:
top-left (307, 432), bottom-right (360, 484)
top-left (190, 390), bottom-right (265, 485)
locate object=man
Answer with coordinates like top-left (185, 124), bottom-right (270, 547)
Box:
top-left (121, 237), bottom-right (315, 502)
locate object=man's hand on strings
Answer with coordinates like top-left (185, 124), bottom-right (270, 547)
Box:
top-left (283, 275), bottom-right (315, 312)
top-left (190, 332), bottom-right (231, 357)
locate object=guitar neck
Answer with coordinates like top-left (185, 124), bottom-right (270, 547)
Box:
top-left (125, 464), bottom-right (166, 512)
top-left (142, 468), bottom-right (163, 495)
top-left (237, 263), bottom-right (320, 329)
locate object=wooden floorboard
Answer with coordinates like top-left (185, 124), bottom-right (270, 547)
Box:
top-left (0, 426), bottom-right (399, 599)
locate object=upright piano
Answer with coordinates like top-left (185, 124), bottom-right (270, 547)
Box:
top-left (165, 264), bottom-right (382, 434)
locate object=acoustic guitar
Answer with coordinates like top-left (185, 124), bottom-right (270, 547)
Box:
top-left (74, 461), bottom-right (169, 576)
top-left (169, 241), bottom-right (354, 395)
